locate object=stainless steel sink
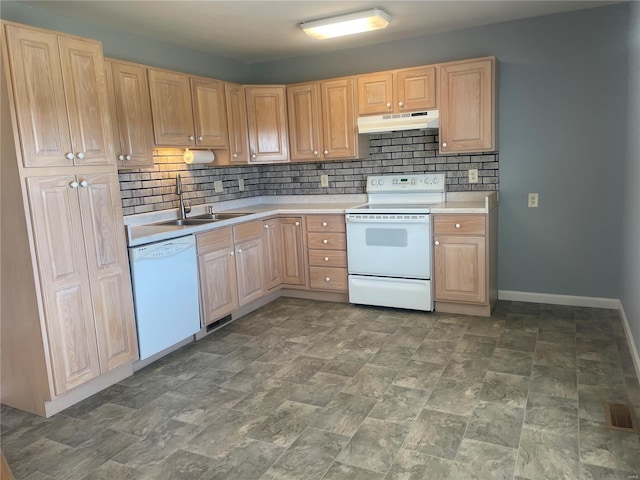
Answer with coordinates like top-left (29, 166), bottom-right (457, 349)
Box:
top-left (189, 212), bottom-right (249, 221)
top-left (155, 218), bottom-right (217, 226)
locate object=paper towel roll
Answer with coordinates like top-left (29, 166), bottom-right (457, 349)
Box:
top-left (183, 149), bottom-right (215, 164)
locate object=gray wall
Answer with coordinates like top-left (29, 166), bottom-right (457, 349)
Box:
top-left (0, 1), bottom-right (251, 82)
top-left (252, 5), bottom-right (630, 299)
top-left (622, 3), bottom-right (640, 365)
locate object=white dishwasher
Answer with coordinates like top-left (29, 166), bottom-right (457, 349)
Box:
top-left (128, 235), bottom-right (200, 361)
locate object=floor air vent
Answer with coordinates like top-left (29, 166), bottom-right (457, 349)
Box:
top-left (604, 402), bottom-right (639, 432)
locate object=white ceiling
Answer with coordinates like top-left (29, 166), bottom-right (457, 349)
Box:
top-left (20, 0), bottom-right (619, 64)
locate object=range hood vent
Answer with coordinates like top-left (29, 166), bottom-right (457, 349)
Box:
top-left (357, 110), bottom-right (439, 134)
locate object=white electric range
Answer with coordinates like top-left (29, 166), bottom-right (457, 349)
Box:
top-left (345, 173), bottom-right (446, 311)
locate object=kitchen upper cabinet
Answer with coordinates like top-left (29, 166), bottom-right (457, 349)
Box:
top-left (225, 83), bottom-right (251, 164)
top-left (147, 68), bottom-right (195, 146)
top-left (357, 66), bottom-right (437, 115)
top-left (5, 24), bottom-right (114, 167)
top-left (320, 77), bottom-right (363, 160)
top-left (26, 173), bottom-right (137, 394)
top-left (245, 86), bottom-right (289, 163)
top-left (439, 57), bottom-right (496, 154)
top-left (191, 77), bottom-right (229, 148)
top-left (105, 59), bottom-right (154, 169)
top-left (287, 83), bottom-right (323, 162)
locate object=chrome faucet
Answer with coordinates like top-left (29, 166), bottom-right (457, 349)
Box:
top-left (176, 174), bottom-right (191, 220)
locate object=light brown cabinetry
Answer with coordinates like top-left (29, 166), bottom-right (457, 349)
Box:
top-left (263, 217), bottom-right (306, 288)
top-left (245, 86), bottom-right (289, 163)
top-left (233, 221), bottom-right (266, 305)
top-left (148, 68), bottom-right (229, 149)
top-left (287, 83), bottom-right (323, 162)
top-left (262, 218), bottom-right (283, 290)
top-left (357, 65), bottom-right (437, 115)
top-left (306, 215), bottom-right (348, 292)
top-left (439, 57), bottom-right (496, 154)
top-left (433, 211), bottom-right (497, 317)
top-left (5, 23), bottom-right (114, 168)
top-left (105, 59), bottom-right (154, 169)
top-left (225, 83), bottom-right (251, 164)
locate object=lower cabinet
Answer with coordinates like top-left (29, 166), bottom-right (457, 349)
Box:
top-left (433, 211), bottom-right (497, 316)
top-left (263, 217), bottom-right (306, 290)
top-left (306, 214), bottom-right (348, 292)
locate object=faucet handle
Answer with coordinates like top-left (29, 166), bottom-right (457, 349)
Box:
top-left (184, 201), bottom-right (192, 214)
top-left (207, 205), bottom-right (214, 214)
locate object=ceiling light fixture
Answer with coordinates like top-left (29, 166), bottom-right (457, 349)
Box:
top-left (300, 8), bottom-right (392, 40)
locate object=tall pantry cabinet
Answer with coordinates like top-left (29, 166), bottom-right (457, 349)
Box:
top-left (1, 21), bottom-right (138, 417)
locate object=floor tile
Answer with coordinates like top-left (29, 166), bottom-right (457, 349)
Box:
top-left (577, 385), bottom-right (629, 422)
top-left (580, 463), bottom-right (639, 480)
top-left (533, 341), bottom-right (576, 369)
top-left (385, 449), bottom-right (452, 480)
top-left (477, 371), bottom-right (529, 408)
top-left (273, 355), bottom-right (327, 383)
top-left (218, 361), bottom-right (282, 393)
top-left (496, 330), bottom-right (537, 353)
top-left (336, 417), bottom-right (409, 473)
top-left (441, 354), bottom-right (491, 382)
top-left (464, 401), bottom-right (524, 448)
top-left (426, 322), bottom-right (469, 341)
top-left (426, 377), bottom-right (482, 416)
top-left (310, 392), bottom-right (376, 437)
top-left (247, 399), bottom-right (319, 446)
top-left (368, 385), bottom-right (427, 425)
top-left (489, 348), bottom-right (533, 377)
top-left (321, 461), bottom-right (385, 480)
top-left (523, 391), bottom-right (578, 436)
top-left (393, 359), bottom-right (444, 392)
top-left (403, 408), bottom-right (468, 459)
top-left (412, 339), bottom-right (457, 365)
top-left (201, 439), bottom-right (284, 480)
top-left (342, 364), bottom-right (397, 400)
top-left (455, 334), bottom-right (497, 358)
top-left (529, 364), bottom-right (577, 399)
top-left (138, 449), bottom-right (214, 480)
top-left (449, 438), bottom-right (517, 480)
top-left (577, 358), bottom-right (625, 388)
top-left (579, 418), bottom-right (640, 472)
top-left (515, 427), bottom-right (579, 480)
top-left (368, 344), bottom-right (414, 370)
top-left (79, 460), bottom-right (143, 480)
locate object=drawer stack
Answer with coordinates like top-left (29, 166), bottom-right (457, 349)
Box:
top-left (306, 214), bottom-right (348, 292)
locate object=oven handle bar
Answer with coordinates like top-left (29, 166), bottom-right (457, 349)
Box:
top-left (345, 214), bottom-right (430, 224)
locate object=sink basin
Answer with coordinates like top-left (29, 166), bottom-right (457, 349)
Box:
top-left (155, 218), bottom-right (217, 226)
top-left (190, 212), bottom-right (249, 220)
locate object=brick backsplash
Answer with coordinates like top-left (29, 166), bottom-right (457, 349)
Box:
top-left (118, 130), bottom-right (498, 216)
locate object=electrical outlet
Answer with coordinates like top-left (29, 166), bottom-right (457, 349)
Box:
top-left (320, 174), bottom-right (329, 187)
top-left (468, 169), bottom-right (479, 184)
top-left (214, 180), bottom-right (223, 193)
top-left (528, 193), bottom-right (539, 208)
top-left (238, 178), bottom-right (244, 191)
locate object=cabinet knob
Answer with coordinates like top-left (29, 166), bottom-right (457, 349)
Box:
top-left (230, 251), bottom-right (234, 256)
top-left (125, 154), bottom-right (132, 161)
top-left (188, 135), bottom-right (195, 141)
top-left (79, 180), bottom-right (88, 187)
top-left (76, 152), bottom-right (85, 159)
top-left (325, 277), bottom-right (331, 282)
top-left (442, 142), bottom-right (448, 148)
top-left (324, 150), bottom-right (329, 155)
top-left (398, 101), bottom-right (405, 108)
top-left (313, 150), bottom-right (318, 155)
top-left (69, 181), bottom-right (79, 189)
top-left (322, 222), bottom-right (328, 227)
top-left (324, 257), bottom-right (329, 262)
top-left (198, 136), bottom-right (204, 141)
top-left (455, 223), bottom-right (461, 229)
top-left (264, 224), bottom-right (269, 229)
top-left (232, 153), bottom-right (238, 158)
top-left (65, 152), bottom-right (74, 160)
top-left (322, 239), bottom-right (328, 245)
top-left (237, 248), bottom-right (242, 254)
top-left (386, 102), bottom-right (392, 108)
top-left (295, 221), bottom-right (300, 226)
top-left (251, 154), bottom-right (257, 159)
top-left (118, 154), bottom-right (125, 161)
top-left (435, 240), bottom-right (440, 246)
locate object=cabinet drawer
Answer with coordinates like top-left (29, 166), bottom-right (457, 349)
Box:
top-left (233, 220), bottom-right (263, 242)
top-left (310, 267), bottom-right (348, 291)
top-left (308, 249), bottom-right (347, 268)
top-left (307, 232), bottom-right (346, 250)
top-left (306, 215), bottom-right (345, 233)
top-left (433, 215), bottom-right (486, 235)
top-left (197, 227), bottom-right (232, 254)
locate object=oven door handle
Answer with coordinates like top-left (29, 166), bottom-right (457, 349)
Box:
top-left (345, 214), bottom-right (430, 224)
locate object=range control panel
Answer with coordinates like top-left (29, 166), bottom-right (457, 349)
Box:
top-left (366, 174), bottom-right (446, 193)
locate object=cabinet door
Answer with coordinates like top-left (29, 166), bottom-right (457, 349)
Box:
top-left (321, 78), bottom-right (358, 160)
top-left (235, 237), bottom-right (265, 306)
top-left (287, 83), bottom-right (323, 162)
top-left (396, 66), bottom-right (437, 111)
top-left (280, 218), bottom-right (306, 286)
top-left (245, 86), bottom-right (289, 163)
top-left (199, 246), bottom-right (238, 325)
top-left (78, 173), bottom-right (138, 371)
top-left (225, 83), bottom-right (250, 164)
top-left (357, 72), bottom-right (393, 115)
top-left (191, 77), bottom-right (229, 148)
top-left (26, 176), bottom-right (100, 395)
top-left (434, 235), bottom-right (486, 304)
top-left (439, 58), bottom-right (495, 154)
top-left (58, 36), bottom-right (114, 166)
top-left (148, 69), bottom-right (195, 146)
top-left (262, 219), bottom-right (283, 290)
top-left (4, 25), bottom-right (73, 167)
top-left (107, 60), bottom-right (154, 169)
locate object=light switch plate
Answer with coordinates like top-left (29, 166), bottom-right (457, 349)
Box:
top-left (238, 178), bottom-right (244, 191)
top-left (214, 180), bottom-right (223, 193)
top-left (320, 174), bottom-right (329, 187)
top-left (528, 193), bottom-right (539, 208)
top-left (468, 169), bottom-right (479, 184)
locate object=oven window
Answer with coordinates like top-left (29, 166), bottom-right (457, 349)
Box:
top-left (365, 228), bottom-right (408, 247)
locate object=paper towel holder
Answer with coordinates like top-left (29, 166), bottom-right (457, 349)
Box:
top-left (183, 148), bottom-right (215, 165)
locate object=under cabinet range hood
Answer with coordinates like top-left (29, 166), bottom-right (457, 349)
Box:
top-left (357, 110), bottom-right (439, 134)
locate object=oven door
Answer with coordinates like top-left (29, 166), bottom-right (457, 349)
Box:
top-left (345, 213), bottom-right (431, 279)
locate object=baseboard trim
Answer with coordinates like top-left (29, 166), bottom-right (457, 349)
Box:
top-left (617, 301), bottom-right (640, 382)
top-left (498, 290), bottom-right (619, 309)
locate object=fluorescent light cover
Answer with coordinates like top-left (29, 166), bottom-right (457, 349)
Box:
top-left (300, 8), bottom-right (391, 40)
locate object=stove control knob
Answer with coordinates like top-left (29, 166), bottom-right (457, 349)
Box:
top-left (379, 179), bottom-right (384, 186)
top-left (433, 177), bottom-right (440, 184)
top-left (370, 179), bottom-right (377, 186)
